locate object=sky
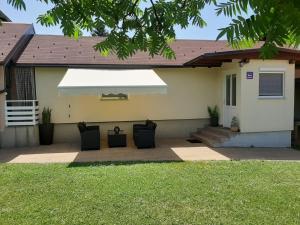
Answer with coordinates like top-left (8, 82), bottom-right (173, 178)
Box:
top-left (0, 1), bottom-right (233, 40)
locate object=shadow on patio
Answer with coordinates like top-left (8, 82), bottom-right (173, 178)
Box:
top-left (0, 138), bottom-right (300, 164)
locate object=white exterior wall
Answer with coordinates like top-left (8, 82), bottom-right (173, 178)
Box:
top-left (35, 67), bottom-right (221, 123)
top-left (240, 60), bottom-right (294, 133)
top-left (1, 60), bottom-right (295, 147)
top-left (221, 131), bottom-right (291, 148)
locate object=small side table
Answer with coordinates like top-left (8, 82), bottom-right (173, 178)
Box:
top-left (107, 130), bottom-right (127, 148)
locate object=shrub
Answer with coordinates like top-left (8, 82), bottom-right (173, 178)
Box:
top-left (42, 107), bottom-right (52, 124)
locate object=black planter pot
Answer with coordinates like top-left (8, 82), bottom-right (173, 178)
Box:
top-left (39, 123), bottom-right (54, 145)
top-left (210, 117), bottom-right (219, 127)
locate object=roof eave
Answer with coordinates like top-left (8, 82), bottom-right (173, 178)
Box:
top-left (2, 24), bottom-right (35, 66)
top-left (185, 48), bottom-right (300, 66)
top-left (14, 63), bottom-right (188, 69)
top-left (0, 10), bottom-right (11, 22)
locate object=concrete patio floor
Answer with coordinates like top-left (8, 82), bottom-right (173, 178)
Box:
top-left (0, 138), bottom-right (300, 163)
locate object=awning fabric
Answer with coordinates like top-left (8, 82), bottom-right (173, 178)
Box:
top-left (58, 69), bottom-right (167, 95)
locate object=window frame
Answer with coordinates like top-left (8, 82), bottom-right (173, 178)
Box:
top-left (258, 71), bottom-right (285, 99)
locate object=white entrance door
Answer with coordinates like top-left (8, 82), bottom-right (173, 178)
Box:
top-left (223, 74), bottom-right (237, 128)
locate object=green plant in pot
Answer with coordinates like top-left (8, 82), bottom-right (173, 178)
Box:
top-left (207, 105), bottom-right (219, 127)
top-left (230, 116), bottom-right (239, 132)
top-left (39, 107), bottom-right (54, 145)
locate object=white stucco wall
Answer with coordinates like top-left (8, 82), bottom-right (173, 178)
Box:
top-left (240, 60), bottom-right (295, 132)
top-left (34, 61), bottom-right (295, 135)
top-left (35, 67), bottom-right (220, 123)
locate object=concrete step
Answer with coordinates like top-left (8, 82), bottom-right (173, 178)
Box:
top-left (199, 129), bottom-right (229, 141)
top-left (192, 126), bottom-right (238, 147)
top-left (198, 126), bottom-right (234, 138)
top-left (191, 132), bottom-right (222, 148)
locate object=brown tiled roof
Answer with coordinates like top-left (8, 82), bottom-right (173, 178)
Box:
top-left (0, 22), bottom-right (33, 64)
top-left (16, 35), bottom-right (235, 66)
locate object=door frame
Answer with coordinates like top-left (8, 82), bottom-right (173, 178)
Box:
top-left (223, 74), bottom-right (237, 128)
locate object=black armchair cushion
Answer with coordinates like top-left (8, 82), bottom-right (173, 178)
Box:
top-left (86, 125), bottom-right (99, 131)
top-left (133, 124), bottom-right (148, 132)
top-left (77, 122), bottom-right (100, 151)
top-left (146, 120), bottom-right (157, 130)
top-left (133, 120), bottom-right (157, 149)
top-left (77, 122), bottom-right (87, 133)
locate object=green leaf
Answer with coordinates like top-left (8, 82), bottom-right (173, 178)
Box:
top-left (6, 0), bottom-right (300, 60)
top-left (7, 0), bottom-right (26, 10)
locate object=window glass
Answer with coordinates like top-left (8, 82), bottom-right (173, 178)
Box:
top-left (226, 75), bottom-right (231, 105)
top-left (232, 74), bottom-right (236, 106)
top-left (6, 67), bottom-right (36, 101)
top-left (259, 73), bottom-right (283, 96)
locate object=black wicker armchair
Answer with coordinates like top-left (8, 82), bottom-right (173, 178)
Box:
top-left (133, 120), bottom-right (157, 149)
top-left (77, 122), bottom-right (100, 151)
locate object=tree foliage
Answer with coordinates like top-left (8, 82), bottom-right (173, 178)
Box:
top-left (91, 23), bottom-right (109, 37)
top-left (6, 0), bottom-right (300, 59)
top-left (215, 0), bottom-right (300, 58)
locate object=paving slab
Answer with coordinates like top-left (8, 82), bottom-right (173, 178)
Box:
top-left (0, 139), bottom-right (299, 163)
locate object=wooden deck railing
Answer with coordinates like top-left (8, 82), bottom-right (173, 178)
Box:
top-left (5, 100), bottom-right (39, 126)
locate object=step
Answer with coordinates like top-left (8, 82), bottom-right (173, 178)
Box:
top-left (199, 129), bottom-right (229, 141)
top-left (191, 132), bottom-right (222, 148)
top-left (202, 126), bottom-right (235, 138)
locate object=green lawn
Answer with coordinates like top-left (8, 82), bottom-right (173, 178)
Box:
top-left (0, 161), bottom-right (299, 225)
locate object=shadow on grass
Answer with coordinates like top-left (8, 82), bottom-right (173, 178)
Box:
top-left (67, 160), bottom-right (184, 168)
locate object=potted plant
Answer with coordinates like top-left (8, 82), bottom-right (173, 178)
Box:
top-left (207, 105), bottom-right (219, 127)
top-left (39, 107), bottom-right (54, 145)
top-left (230, 116), bottom-right (239, 132)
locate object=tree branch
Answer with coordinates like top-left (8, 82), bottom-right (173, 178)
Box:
top-left (124, 0), bottom-right (140, 19)
top-left (149, 0), bottom-right (163, 30)
top-left (121, 0), bottom-right (140, 30)
top-left (181, 0), bottom-right (187, 9)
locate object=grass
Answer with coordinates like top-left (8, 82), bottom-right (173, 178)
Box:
top-left (0, 161), bottom-right (299, 225)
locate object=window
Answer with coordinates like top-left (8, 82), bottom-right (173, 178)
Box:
top-left (225, 74), bottom-right (236, 106)
top-left (226, 75), bottom-right (231, 106)
top-left (259, 72), bottom-right (284, 97)
top-left (6, 67), bottom-right (36, 101)
top-left (232, 74), bottom-right (236, 106)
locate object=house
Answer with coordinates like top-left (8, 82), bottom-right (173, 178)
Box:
top-left (0, 13), bottom-right (300, 149)
top-left (0, 10), bottom-right (11, 22)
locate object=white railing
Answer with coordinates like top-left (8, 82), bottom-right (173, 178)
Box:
top-left (5, 100), bottom-right (39, 126)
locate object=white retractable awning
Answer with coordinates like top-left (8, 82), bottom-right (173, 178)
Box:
top-left (58, 69), bottom-right (167, 95)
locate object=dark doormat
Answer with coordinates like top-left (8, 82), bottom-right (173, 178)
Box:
top-left (186, 139), bottom-right (202, 143)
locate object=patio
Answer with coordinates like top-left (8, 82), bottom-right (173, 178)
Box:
top-left (0, 138), bottom-right (300, 163)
